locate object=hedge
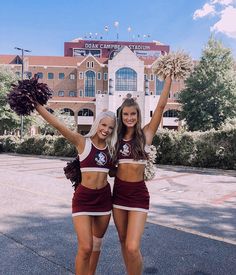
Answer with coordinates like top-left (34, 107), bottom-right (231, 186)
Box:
top-left (0, 135), bottom-right (77, 158)
top-left (153, 128), bottom-right (236, 170)
top-left (0, 128), bottom-right (235, 169)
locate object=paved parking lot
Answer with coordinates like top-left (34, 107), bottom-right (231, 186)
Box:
top-left (0, 153), bottom-right (235, 275)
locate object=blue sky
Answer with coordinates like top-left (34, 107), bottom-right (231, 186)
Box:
top-left (0, 0), bottom-right (236, 60)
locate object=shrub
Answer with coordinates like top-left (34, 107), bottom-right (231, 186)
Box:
top-left (52, 136), bottom-right (77, 157)
top-left (16, 135), bottom-right (51, 155)
top-left (0, 135), bottom-right (19, 152)
top-left (175, 132), bottom-right (197, 166)
top-left (0, 128), bottom-right (235, 170)
top-left (153, 127), bottom-right (236, 170)
top-left (193, 131), bottom-right (217, 168)
top-left (0, 134), bottom-right (77, 157)
top-left (153, 130), bottom-right (177, 164)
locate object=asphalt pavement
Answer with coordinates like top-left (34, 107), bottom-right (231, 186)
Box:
top-left (0, 153), bottom-right (235, 275)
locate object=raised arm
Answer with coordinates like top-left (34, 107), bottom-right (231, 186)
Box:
top-left (143, 76), bottom-right (172, 144)
top-left (36, 104), bottom-right (85, 152)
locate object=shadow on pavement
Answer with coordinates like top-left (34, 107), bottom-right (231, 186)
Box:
top-left (1, 203), bottom-right (236, 275)
top-left (150, 201), bottom-right (236, 242)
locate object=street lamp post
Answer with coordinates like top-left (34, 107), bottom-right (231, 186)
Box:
top-left (127, 26), bottom-right (132, 41)
top-left (114, 21), bottom-right (119, 41)
top-left (104, 26), bottom-right (109, 40)
top-left (14, 47), bottom-right (31, 139)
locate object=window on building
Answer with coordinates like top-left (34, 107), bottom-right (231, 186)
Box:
top-left (150, 110), bottom-right (153, 117)
top-left (15, 56), bottom-right (22, 64)
top-left (150, 74), bottom-right (154, 81)
top-left (48, 73), bottom-right (54, 79)
top-left (173, 92), bottom-right (179, 99)
top-left (155, 77), bottom-right (164, 95)
top-left (62, 108), bottom-right (74, 116)
top-left (79, 72), bottom-right (84, 79)
top-left (58, 91), bottom-right (64, 97)
top-left (37, 72), bottom-right (43, 79)
top-left (86, 61), bottom-right (90, 68)
top-left (97, 72), bottom-right (101, 80)
top-left (85, 71), bottom-right (95, 97)
top-left (46, 108), bottom-right (54, 113)
top-left (91, 61), bottom-right (94, 68)
top-left (74, 49), bottom-right (101, 58)
top-left (69, 91), bottom-right (77, 97)
top-left (115, 67), bottom-right (137, 91)
top-left (104, 73), bottom-right (108, 81)
top-left (26, 72), bottom-right (32, 79)
top-left (78, 108), bottom-right (94, 116)
top-left (59, 73), bottom-right (65, 79)
top-left (69, 73), bottom-right (76, 80)
top-left (144, 74), bottom-right (147, 80)
top-left (163, 109), bottom-right (178, 117)
top-left (79, 90), bottom-right (83, 97)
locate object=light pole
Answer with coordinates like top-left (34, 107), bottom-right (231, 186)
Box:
top-left (104, 25), bottom-right (109, 40)
top-left (114, 21), bottom-right (119, 41)
top-left (127, 26), bottom-right (132, 41)
top-left (14, 47), bottom-right (31, 139)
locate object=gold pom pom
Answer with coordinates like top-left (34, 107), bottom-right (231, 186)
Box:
top-left (152, 51), bottom-right (193, 80)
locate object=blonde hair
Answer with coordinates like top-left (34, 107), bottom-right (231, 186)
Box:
top-left (86, 111), bottom-right (117, 157)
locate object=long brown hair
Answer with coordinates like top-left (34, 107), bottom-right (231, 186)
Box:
top-left (115, 98), bottom-right (147, 161)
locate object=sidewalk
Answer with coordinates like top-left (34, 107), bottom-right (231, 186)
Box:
top-left (0, 153), bottom-right (235, 275)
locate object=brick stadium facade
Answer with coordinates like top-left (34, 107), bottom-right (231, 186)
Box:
top-left (0, 39), bottom-right (183, 133)
top-left (64, 39), bottom-right (170, 58)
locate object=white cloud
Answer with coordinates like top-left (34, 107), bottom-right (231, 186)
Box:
top-left (193, 1), bottom-right (236, 38)
top-left (193, 3), bottom-right (216, 19)
top-left (211, 6), bottom-right (236, 38)
top-left (211, 0), bottom-right (235, 6)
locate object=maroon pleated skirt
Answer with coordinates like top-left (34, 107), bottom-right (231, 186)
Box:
top-left (112, 177), bottom-right (150, 213)
top-left (72, 183), bottom-right (112, 216)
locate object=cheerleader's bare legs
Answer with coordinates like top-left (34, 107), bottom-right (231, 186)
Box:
top-left (73, 214), bottom-right (111, 275)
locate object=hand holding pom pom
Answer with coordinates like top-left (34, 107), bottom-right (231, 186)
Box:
top-left (64, 157), bottom-right (82, 190)
top-left (152, 51), bottom-right (193, 80)
top-left (7, 75), bottom-right (52, 116)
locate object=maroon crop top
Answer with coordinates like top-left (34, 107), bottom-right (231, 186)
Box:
top-left (117, 139), bottom-right (147, 165)
top-left (79, 138), bottom-right (112, 172)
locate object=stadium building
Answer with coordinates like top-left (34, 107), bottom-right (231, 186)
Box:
top-left (0, 39), bottom-right (183, 133)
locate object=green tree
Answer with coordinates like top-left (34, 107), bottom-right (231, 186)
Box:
top-left (34, 109), bottom-right (76, 135)
top-left (178, 36), bottom-right (236, 131)
top-left (0, 68), bottom-right (20, 135)
top-left (0, 68), bottom-right (35, 135)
